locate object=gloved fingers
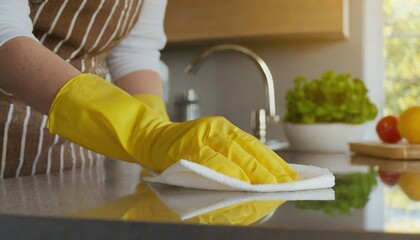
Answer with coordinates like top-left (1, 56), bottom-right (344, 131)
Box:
top-left (230, 128), bottom-right (298, 183)
top-left (195, 145), bottom-right (251, 183)
top-left (205, 134), bottom-right (278, 184)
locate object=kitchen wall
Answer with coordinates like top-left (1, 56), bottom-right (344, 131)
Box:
top-left (161, 0), bottom-right (384, 143)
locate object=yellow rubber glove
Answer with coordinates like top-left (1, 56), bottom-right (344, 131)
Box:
top-left (48, 74), bottom-right (298, 184)
top-left (132, 94), bottom-right (170, 121)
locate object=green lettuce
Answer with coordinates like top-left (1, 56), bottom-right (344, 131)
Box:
top-left (284, 71), bottom-right (378, 124)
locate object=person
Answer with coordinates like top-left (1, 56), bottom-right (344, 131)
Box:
top-left (0, 0), bottom-right (298, 184)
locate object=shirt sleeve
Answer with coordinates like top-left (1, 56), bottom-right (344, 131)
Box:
top-left (106, 0), bottom-right (168, 82)
top-left (0, 0), bottom-right (38, 46)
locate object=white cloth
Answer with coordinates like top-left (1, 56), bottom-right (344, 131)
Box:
top-left (144, 160), bottom-right (335, 192)
top-left (147, 182), bottom-right (335, 220)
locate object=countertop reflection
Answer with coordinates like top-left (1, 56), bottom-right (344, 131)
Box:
top-left (1, 152), bottom-right (420, 239)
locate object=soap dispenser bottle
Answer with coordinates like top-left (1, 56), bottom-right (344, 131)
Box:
top-left (175, 89), bottom-right (201, 122)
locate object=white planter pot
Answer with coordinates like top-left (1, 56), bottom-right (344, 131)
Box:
top-left (284, 123), bottom-right (367, 153)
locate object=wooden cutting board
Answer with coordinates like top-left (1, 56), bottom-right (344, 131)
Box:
top-left (349, 141), bottom-right (420, 159)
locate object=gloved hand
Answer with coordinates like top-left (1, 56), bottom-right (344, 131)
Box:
top-left (48, 74), bottom-right (298, 184)
top-left (132, 94), bottom-right (170, 121)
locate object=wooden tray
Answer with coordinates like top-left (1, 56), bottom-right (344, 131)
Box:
top-left (349, 141), bottom-right (420, 160)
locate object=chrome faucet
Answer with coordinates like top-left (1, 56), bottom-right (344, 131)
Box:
top-left (184, 44), bottom-right (280, 143)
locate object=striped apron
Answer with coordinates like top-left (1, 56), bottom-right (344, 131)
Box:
top-left (0, 0), bottom-right (143, 178)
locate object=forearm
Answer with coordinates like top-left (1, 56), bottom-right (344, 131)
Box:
top-left (0, 37), bottom-right (79, 114)
top-left (114, 70), bottom-right (164, 97)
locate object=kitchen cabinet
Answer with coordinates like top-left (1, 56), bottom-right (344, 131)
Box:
top-left (164, 0), bottom-right (349, 43)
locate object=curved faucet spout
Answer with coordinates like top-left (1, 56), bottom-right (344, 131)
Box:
top-left (184, 44), bottom-right (280, 123)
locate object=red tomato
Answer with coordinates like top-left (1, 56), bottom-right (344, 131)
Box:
top-left (376, 115), bottom-right (402, 143)
top-left (378, 169), bottom-right (400, 186)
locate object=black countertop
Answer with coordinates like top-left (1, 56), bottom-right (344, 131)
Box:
top-left (1, 152), bottom-right (420, 240)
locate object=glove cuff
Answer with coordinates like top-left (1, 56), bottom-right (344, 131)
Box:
top-left (47, 73), bottom-right (166, 163)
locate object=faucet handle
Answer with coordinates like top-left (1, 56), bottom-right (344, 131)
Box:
top-left (251, 108), bottom-right (267, 143)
